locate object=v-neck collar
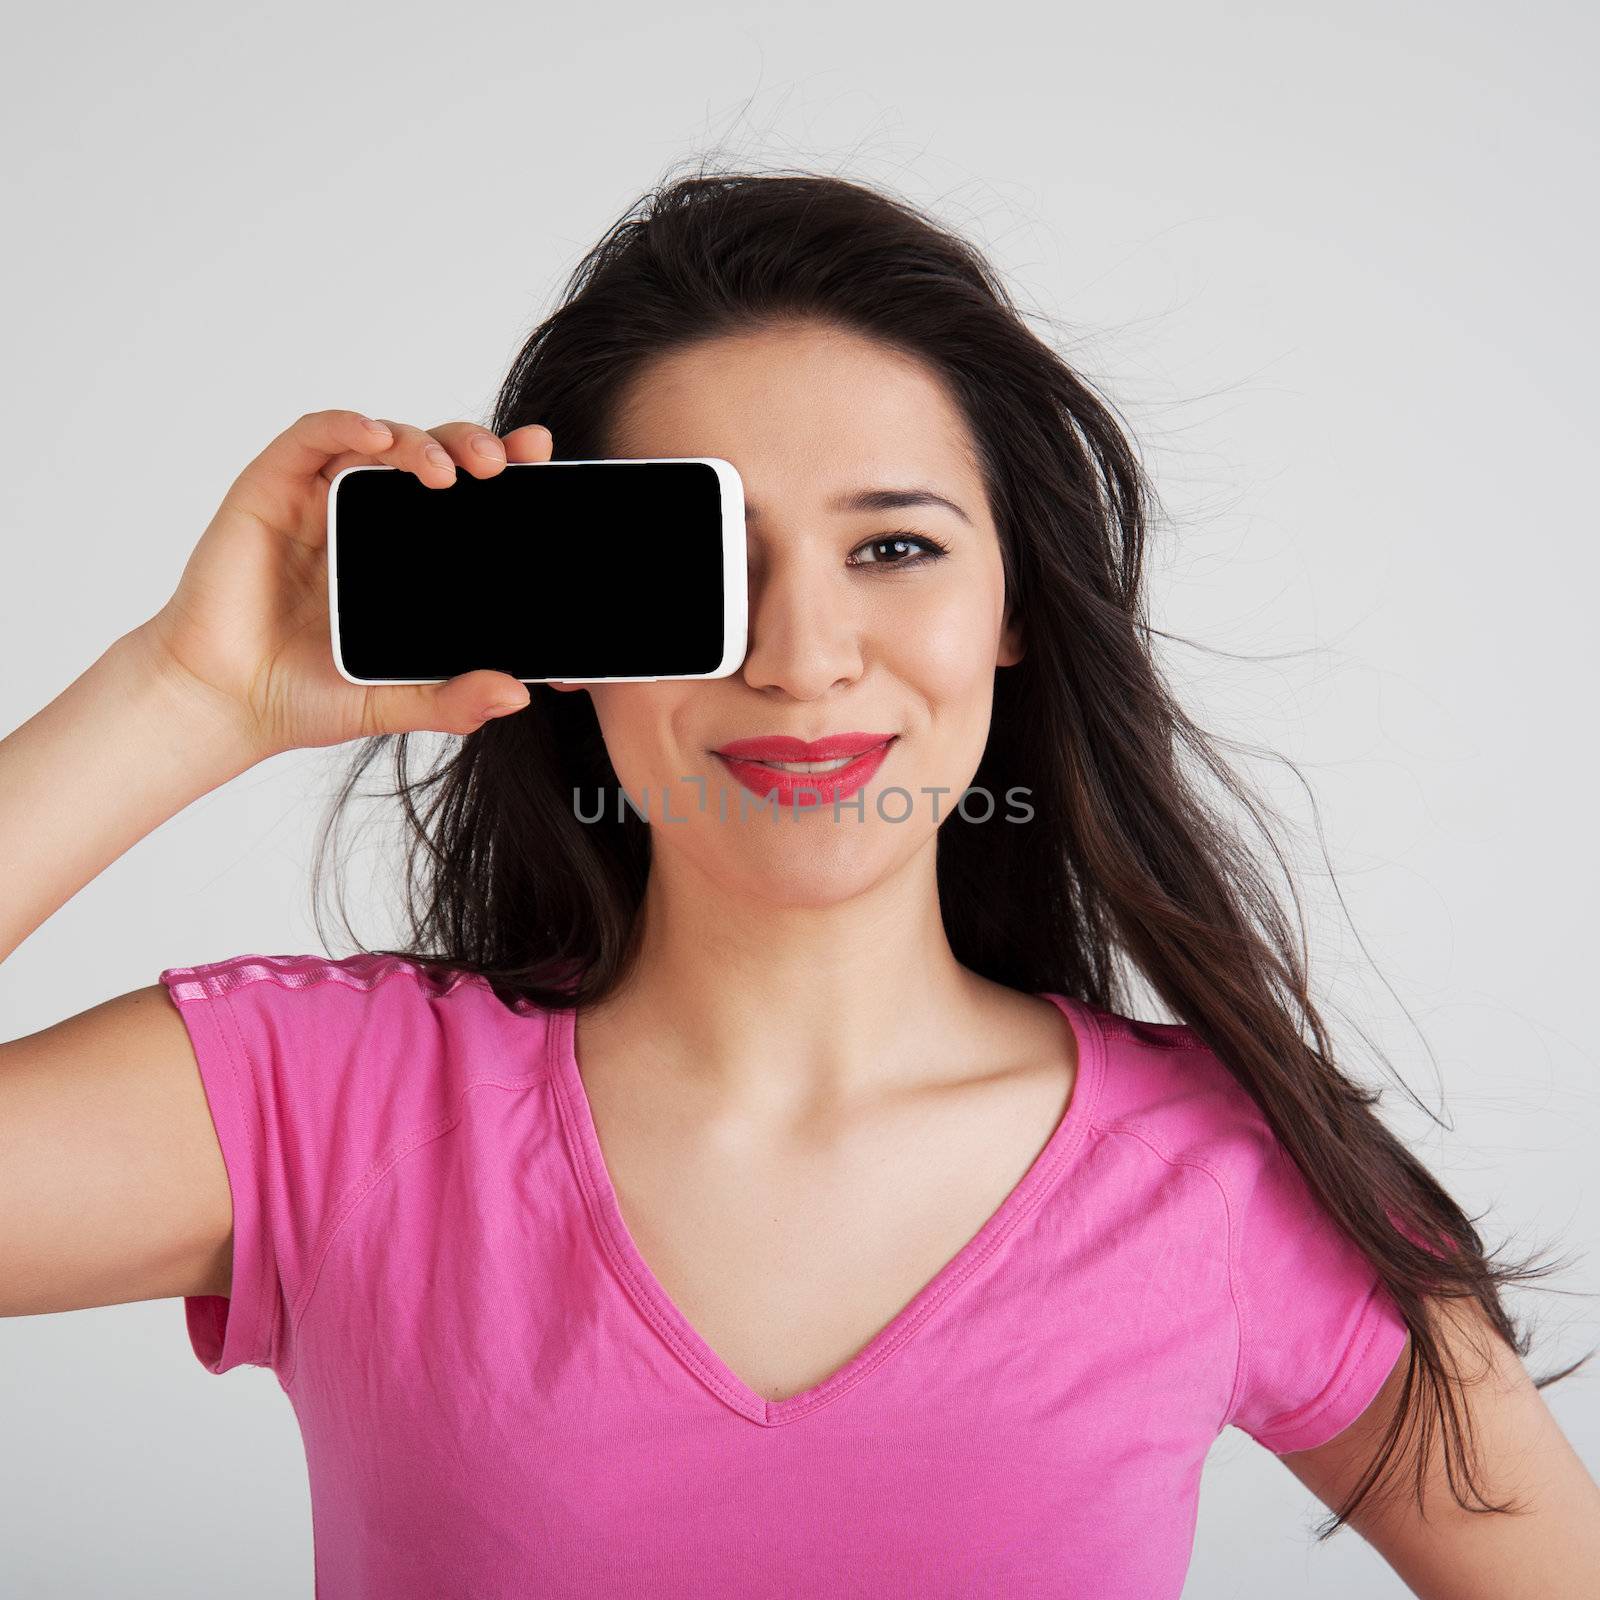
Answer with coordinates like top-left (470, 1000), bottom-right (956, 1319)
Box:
top-left (547, 991), bottom-right (1106, 1428)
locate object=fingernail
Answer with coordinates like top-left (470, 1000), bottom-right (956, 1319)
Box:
top-left (425, 445), bottom-right (453, 469)
top-left (473, 435), bottom-right (504, 460)
top-left (482, 700), bottom-right (526, 718)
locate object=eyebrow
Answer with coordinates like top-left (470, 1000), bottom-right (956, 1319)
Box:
top-left (745, 486), bottom-right (973, 527)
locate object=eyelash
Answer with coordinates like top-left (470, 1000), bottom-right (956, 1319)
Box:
top-left (846, 531), bottom-right (952, 571)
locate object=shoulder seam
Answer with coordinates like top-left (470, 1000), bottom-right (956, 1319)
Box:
top-left (1090, 1117), bottom-right (1247, 1435)
top-left (205, 973), bottom-right (277, 1370)
top-left (278, 1073), bottom-right (557, 1389)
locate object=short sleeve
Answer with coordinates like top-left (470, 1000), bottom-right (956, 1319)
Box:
top-left (1222, 1109), bottom-right (1411, 1454)
top-left (157, 951), bottom-right (453, 1378)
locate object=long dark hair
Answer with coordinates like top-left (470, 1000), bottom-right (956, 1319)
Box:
top-left (313, 158), bottom-right (1592, 1539)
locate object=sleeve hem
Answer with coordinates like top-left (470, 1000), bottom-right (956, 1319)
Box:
top-left (160, 969), bottom-right (273, 1373)
top-left (1250, 1278), bottom-right (1411, 1455)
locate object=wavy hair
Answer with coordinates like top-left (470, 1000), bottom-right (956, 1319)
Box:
top-left (312, 158), bottom-right (1592, 1539)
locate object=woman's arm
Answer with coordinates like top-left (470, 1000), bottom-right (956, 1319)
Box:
top-left (1283, 1298), bottom-right (1600, 1597)
top-left (0, 627), bottom-right (264, 968)
top-left (0, 629), bottom-right (261, 1314)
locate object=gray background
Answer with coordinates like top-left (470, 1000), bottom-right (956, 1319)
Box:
top-left (1, 1), bottom-right (1595, 1594)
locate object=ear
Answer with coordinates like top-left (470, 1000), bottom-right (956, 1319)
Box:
top-left (997, 601), bottom-right (1025, 668)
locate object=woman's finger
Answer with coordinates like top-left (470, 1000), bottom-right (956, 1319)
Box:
top-left (365, 667), bottom-right (531, 739)
top-left (364, 419), bottom-right (460, 488)
top-left (501, 423), bottom-right (554, 463)
top-left (425, 421), bottom-right (509, 479)
top-left (229, 409), bottom-right (396, 535)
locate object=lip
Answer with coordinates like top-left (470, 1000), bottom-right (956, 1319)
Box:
top-left (712, 734), bottom-right (898, 808)
top-left (713, 731), bottom-right (897, 761)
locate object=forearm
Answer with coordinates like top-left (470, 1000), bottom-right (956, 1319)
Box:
top-left (0, 625), bottom-right (265, 966)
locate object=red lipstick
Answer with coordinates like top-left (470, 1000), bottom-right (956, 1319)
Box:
top-left (714, 732), bottom-right (896, 762)
top-left (711, 731), bottom-right (898, 807)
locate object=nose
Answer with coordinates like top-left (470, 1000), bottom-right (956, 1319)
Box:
top-left (737, 550), bottom-right (866, 700)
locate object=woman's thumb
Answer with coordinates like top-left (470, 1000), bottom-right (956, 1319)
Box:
top-left (436, 670), bottom-right (531, 733)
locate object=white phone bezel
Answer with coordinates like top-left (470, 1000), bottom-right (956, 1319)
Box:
top-left (326, 456), bottom-right (748, 686)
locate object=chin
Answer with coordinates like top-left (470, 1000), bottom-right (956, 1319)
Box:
top-left (706, 830), bottom-right (920, 907)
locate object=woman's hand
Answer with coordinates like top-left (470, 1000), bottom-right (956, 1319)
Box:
top-left (133, 410), bottom-right (554, 759)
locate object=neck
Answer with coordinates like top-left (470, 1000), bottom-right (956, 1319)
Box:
top-left (585, 837), bottom-right (992, 1116)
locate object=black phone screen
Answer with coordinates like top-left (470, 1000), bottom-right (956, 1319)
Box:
top-left (329, 459), bottom-right (739, 683)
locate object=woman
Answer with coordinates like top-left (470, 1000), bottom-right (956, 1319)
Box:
top-left (2, 168), bottom-right (1596, 1597)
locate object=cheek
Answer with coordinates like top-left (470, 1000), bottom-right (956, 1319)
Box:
top-left (888, 583), bottom-right (1002, 703)
top-left (585, 687), bottom-right (681, 787)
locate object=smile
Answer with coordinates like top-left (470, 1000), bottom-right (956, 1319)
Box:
top-left (712, 738), bottom-right (897, 805)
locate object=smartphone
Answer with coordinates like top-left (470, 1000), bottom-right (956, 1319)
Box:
top-left (326, 457), bottom-right (747, 685)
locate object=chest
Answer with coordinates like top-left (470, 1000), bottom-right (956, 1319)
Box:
top-left (284, 1090), bottom-right (1236, 1600)
top-left (595, 1059), bottom-right (1079, 1403)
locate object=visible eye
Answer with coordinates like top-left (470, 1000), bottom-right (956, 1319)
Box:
top-left (847, 531), bottom-right (952, 571)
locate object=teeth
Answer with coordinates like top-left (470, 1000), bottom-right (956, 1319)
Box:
top-left (752, 755), bottom-right (859, 774)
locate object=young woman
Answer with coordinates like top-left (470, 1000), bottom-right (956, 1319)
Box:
top-left (2, 168), bottom-right (1596, 1598)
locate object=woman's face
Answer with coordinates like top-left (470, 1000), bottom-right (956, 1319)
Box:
top-left (554, 320), bottom-right (1024, 907)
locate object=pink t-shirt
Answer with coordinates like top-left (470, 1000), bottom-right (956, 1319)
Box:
top-left (158, 951), bottom-right (1410, 1598)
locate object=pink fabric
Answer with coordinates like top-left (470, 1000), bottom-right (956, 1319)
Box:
top-left (158, 952), bottom-right (1410, 1598)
